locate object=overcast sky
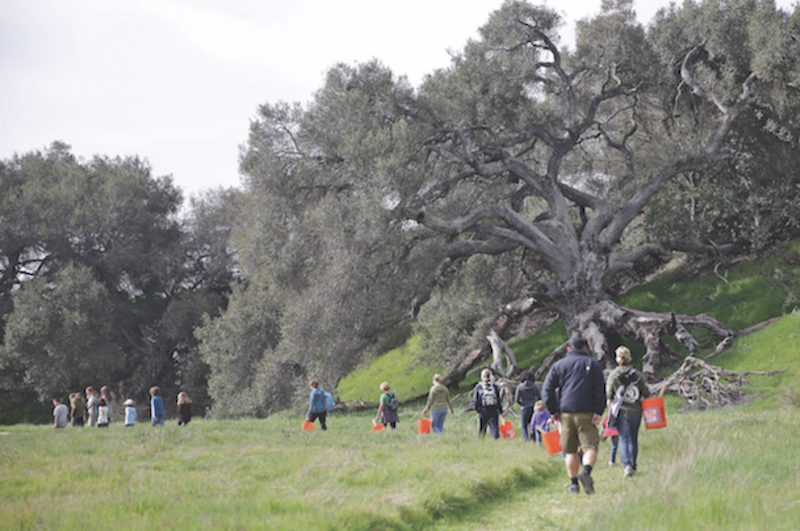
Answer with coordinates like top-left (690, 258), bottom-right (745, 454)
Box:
top-left (1, 0), bottom-right (794, 201)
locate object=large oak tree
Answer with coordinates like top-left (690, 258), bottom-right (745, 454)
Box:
top-left (204, 0), bottom-right (799, 415)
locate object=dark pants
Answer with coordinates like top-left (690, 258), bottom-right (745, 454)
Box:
top-left (478, 409), bottom-right (500, 439)
top-left (308, 411), bottom-right (327, 431)
top-left (520, 405), bottom-right (534, 441)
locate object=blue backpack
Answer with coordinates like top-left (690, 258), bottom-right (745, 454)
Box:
top-left (325, 392), bottom-right (334, 412)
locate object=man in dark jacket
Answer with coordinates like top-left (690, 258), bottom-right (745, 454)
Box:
top-left (542, 336), bottom-right (606, 495)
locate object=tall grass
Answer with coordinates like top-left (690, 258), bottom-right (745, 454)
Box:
top-left (3, 395), bottom-right (798, 530)
top-left (0, 409), bottom-right (562, 530)
top-left (4, 245), bottom-right (798, 529)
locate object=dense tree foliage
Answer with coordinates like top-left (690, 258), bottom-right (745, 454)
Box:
top-left (0, 143), bottom-right (237, 408)
top-left (199, 0), bottom-right (799, 416)
top-left (3, 0), bottom-right (797, 419)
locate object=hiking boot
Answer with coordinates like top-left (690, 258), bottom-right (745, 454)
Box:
top-left (624, 465), bottom-right (636, 478)
top-left (567, 483), bottom-right (580, 494)
top-left (577, 471), bottom-right (594, 495)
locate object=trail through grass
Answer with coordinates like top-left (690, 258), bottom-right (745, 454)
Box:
top-left (2, 394), bottom-right (799, 530)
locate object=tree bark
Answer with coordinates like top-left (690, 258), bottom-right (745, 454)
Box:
top-left (534, 300), bottom-right (736, 381)
top-left (442, 297), bottom-right (539, 389)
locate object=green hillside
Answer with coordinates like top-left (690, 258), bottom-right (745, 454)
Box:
top-left (339, 240), bottom-right (800, 405)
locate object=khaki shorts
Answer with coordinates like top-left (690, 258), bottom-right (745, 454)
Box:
top-left (560, 412), bottom-right (599, 454)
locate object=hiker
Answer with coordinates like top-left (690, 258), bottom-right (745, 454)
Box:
top-left (474, 368), bottom-right (502, 439)
top-left (177, 391), bottom-right (193, 426)
top-left (97, 398), bottom-right (110, 428)
top-left (53, 398), bottom-right (68, 428)
top-left (69, 392), bottom-right (86, 427)
top-left (420, 373), bottom-right (454, 434)
top-left (306, 379), bottom-right (328, 431)
top-left (100, 386), bottom-right (114, 423)
top-left (373, 382), bottom-right (399, 429)
top-left (542, 336), bottom-right (606, 495)
top-left (85, 386), bottom-right (100, 427)
top-left (530, 400), bottom-right (551, 447)
top-left (606, 346), bottom-right (650, 477)
top-left (124, 398), bottom-right (137, 427)
top-left (150, 386), bottom-right (165, 427)
top-left (515, 370), bottom-right (541, 442)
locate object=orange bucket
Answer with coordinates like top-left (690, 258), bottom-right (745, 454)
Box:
top-left (499, 421), bottom-right (516, 440)
top-left (642, 397), bottom-right (667, 429)
top-left (372, 423), bottom-right (385, 432)
top-left (542, 429), bottom-right (562, 455)
top-left (418, 418), bottom-right (431, 434)
top-left (302, 421), bottom-right (314, 431)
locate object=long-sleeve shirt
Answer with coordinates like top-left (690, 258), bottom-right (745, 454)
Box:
top-left (307, 388), bottom-right (327, 416)
top-left (422, 383), bottom-right (454, 414)
top-left (515, 380), bottom-right (541, 407)
top-left (606, 365), bottom-right (650, 415)
top-left (151, 395), bottom-right (165, 420)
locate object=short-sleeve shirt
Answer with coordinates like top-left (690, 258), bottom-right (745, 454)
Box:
top-left (54, 404), bottom-right (68, 427)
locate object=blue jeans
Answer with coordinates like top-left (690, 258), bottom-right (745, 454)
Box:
top-left (617, 413), bottom-right (642, 469)
top-left (431, 408), bottom-right (448, 433)
top-left (609, 435), bottom-right (619, 463)
top-left (520, 405), bottom-right (534, 441)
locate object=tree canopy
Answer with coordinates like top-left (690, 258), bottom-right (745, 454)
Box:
top-left (2, 0), bottom-right (798, 418)
top-left (200, 0), bottom-right (799, 416)
top-left (0, 143), bottom-right (238, 406)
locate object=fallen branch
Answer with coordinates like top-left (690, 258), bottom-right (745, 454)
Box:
top-left (658, 356), bottom-right (785, 410)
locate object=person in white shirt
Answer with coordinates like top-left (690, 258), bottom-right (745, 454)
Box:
top-left (124, 398), bottom-right (137, 427)
top-left (52, 398), bottom-right (68, 428)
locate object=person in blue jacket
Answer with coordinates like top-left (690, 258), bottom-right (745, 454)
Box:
top-left (149, 386), bottom-right (165, 427)
top-left (542, 336), bottom-right (606, 495)
top-left (306, 379), bottom-right (329, 431)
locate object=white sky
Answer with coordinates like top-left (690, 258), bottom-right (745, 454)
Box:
top-left (1, 0), bottom-right (794, 201)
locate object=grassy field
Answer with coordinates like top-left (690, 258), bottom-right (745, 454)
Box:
top-left (2, 317), bottom-right (799, 531)
top-left (3, 244), bottom-right (799, 529)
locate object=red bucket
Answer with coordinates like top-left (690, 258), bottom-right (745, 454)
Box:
top-left (418, 418), bottom-right (431, 434)
top-left (302, 421), bottom-right (314, 431)
top-left (372, 423), bottom-right (385, 432)
top-left (542, 429), bottom-right (562, 455)
top-left (642, 397), bottom-right (667, 429)
top-left (499, 420), bottom-right (516, 440)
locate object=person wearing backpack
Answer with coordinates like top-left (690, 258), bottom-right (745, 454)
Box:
top-left (474, 368), bottom-right (502, 439)
top-left (374, 381), bottom-right (399, 429)
top-left (606, 346), bottom-right (650, 478)
top-left (306, 379), bottom-right (329, 431)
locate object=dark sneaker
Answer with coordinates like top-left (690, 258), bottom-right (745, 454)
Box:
top-left (567, 483), bottom-right (580, 494)
top-left (577, 471), bottom-right (594, 495)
